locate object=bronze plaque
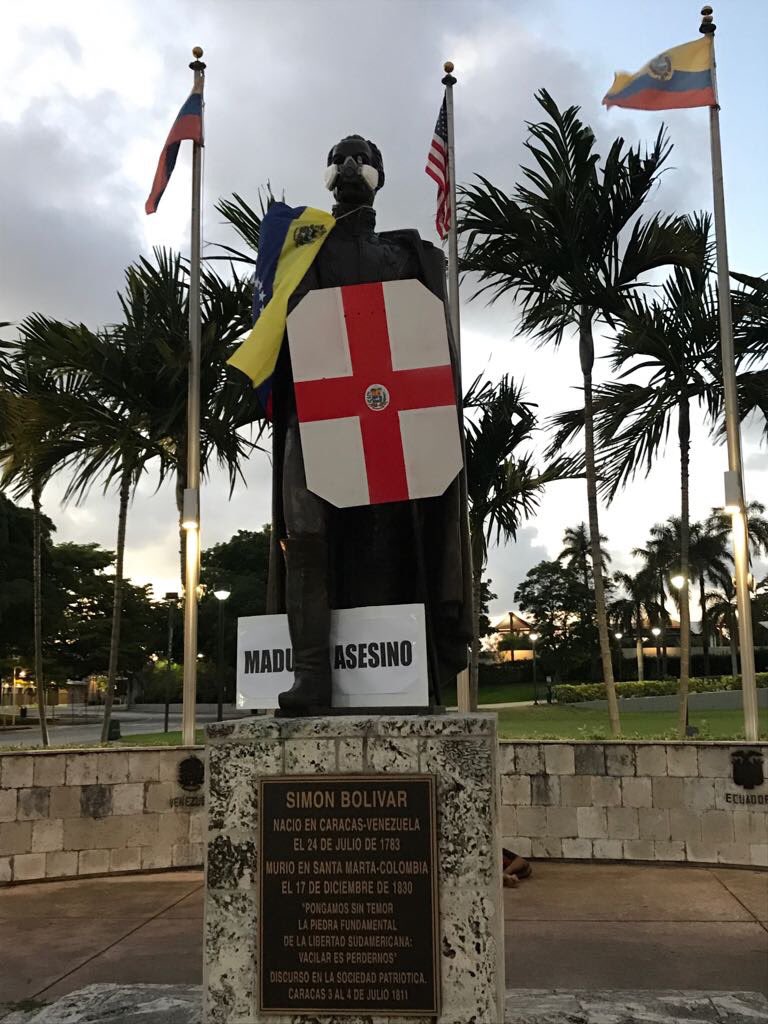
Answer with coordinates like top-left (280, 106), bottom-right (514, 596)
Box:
top-left (258, 774), bottom-right (439, 1015)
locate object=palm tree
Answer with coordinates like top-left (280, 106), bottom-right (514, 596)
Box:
top-left (613, 568), bottom-right (660, 682)
top-left (22, 251), bottom-right (265, 741)
top-left (706, 573), bottom-right (739, 676)
top-left (0, 324), bottom-right (92, 747)
top-left (705, 502), bottom-right (768, 675)
top-left (688, 520), bottom-right (732, 676)
top-left (464, 374), bottom-right (563, 708)
top-left (19, 316), bottom-right (177, 742)
top-left (559, 522), bottom-right (611, 623)
top-left (459, 90), bottom-right (700, 735)
top-left (553, 216), bottom-right (728, 736)
top-left (113, 250), bottom-right (264, 583)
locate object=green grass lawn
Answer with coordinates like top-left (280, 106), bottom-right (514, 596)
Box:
top-left (117, 706), bottom-right (767, 746)
top-left (495, 704), bottom-right (768, 741)
top-left (442, 682), bottom-right (539, 706)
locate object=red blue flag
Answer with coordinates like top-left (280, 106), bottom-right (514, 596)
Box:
top-left (145, 85), bottom-right (203, 214)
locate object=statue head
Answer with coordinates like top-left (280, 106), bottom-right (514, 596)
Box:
top-left (324, 135), bottom-right (384, 206)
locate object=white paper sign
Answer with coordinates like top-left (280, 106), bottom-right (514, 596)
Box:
top-left (236, 603), bottom-right (428, 709)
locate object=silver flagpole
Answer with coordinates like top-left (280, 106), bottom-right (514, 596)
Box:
top-left (182, 46), bottom-right (206, 747)
top-left (700, 7), bottom-right (758, 741)
top-left (442, 61), bottom-right (471, 714)
top-left (443, 61), bottom-right (461, 349)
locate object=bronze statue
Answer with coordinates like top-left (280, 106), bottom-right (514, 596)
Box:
top-left (260, 136), bottom-right (471, 713)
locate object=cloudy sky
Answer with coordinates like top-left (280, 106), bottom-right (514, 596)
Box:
top-left (3, 0), bottom-right (766, 619)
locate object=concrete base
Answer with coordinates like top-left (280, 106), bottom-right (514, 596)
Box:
top-left (203, 713), bottom-right (504, 1024)
top-left (5, 985), bottom-right (768, 1024)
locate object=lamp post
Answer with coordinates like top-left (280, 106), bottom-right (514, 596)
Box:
top-left (651, 626), bottom-right (661, 679)
top-left (529, 632), bottom-right (540, 705)
top-left (614, 633), bottom-right (623, 682)
top-left (164, 592), bottom-right (179, 734)
top-left (213, 589), bottom-right (231, 722)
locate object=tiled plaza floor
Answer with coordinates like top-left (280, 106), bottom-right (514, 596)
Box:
top-left (0, 862), bottom-right (765, 1012)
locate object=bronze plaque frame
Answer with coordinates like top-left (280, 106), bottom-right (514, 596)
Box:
top-left (258, 773), bottom-right (440, 1016)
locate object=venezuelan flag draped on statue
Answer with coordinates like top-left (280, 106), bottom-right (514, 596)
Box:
top-left (228, 203), bottom-right (336, 416)
top-left (603, 36), bottom-right (715, 111)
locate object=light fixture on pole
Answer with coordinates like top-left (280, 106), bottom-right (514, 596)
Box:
top-left (670, 574), bottom-right (686, 590)
top-left (214, 589), bottom-right (231, 722)
top-left (651, 626), bottom-right (662, 678)
top-left (163, 591), bottom-right (179, 734)
top-left (529, 632), bottom-right (540, 705)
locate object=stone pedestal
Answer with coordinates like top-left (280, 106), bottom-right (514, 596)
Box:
top-left (203, 714), bottom-right (504, 1024)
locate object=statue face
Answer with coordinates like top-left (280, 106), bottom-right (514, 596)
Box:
top-left (324, 136), bottom-right (379, 205)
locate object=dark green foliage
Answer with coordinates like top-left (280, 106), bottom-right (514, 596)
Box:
top-left (514, 558), bottom-right (609, 680)
top-left (554, 673), bottom-right (768, 703)
top-left (196, 526), bottom-right (272, 701)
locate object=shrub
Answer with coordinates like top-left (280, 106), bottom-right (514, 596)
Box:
top-left (553, 673), bottom-right (768, 704)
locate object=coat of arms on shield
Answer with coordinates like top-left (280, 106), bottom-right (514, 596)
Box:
top-left (287, 279), bottom-right (463, 507)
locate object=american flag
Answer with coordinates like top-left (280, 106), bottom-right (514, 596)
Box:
top-left (425, 96), bottom-right (451, 240)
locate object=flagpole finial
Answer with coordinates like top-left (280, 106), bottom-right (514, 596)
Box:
top-left (190, 46), bottom-right (206, 70)
top-left (442, 60), bottom-right (456, 86)
top-left (700, 5), bottom-right (716, 34)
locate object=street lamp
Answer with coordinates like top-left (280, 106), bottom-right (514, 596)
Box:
top-left (614, 632), bottom-right (623, 681)
top-left (214, 589), bottom-right (231, 722)
top-left (651, 626), bottom-right (662, 679)
top-left (670, 574), bottom-right (686, 590)
top-left (164, 592), bottom-right (179, 734)
top-left (529, 632), bottom-right (540, 705)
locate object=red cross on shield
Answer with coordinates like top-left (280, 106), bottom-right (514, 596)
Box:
top-left (287, 279), bottom-right (463, 507)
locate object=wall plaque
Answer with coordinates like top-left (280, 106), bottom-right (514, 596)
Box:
top-left (258, 774), bottom-right (439, 1015)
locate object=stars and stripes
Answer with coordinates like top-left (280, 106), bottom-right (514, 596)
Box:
top-left (425, 96), bottom-right (451, 240)
top-left (145, 83), bottom-right (204, 215)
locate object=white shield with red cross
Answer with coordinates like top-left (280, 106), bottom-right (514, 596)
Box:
top-left (287, 279), bottom-right (462, 507)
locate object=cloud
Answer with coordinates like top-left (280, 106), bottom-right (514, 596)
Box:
top-left (4, 0), bottom-right (764, 619)
top-left (485, 525), bottom-right (549, 618)
top-left (0, 100), bottom-right (141, 325)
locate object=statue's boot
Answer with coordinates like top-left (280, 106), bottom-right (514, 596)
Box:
top-left (278, 536), bottom-right (332, 713)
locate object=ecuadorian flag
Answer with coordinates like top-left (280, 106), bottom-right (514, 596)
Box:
top-left (228, 203), bottom-right (336, 416)
top-left (603, 36), bottom-right (715, 111)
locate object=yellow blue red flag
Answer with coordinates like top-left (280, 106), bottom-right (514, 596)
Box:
top-left (603, 36), bottom-right (715, 111)
top-left (228, 203), bottom-right (336, 415)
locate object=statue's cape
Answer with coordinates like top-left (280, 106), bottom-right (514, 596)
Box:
top-left (228, 203), bottom-right (335, 415)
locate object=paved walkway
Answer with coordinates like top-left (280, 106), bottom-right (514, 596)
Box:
top-left (0, 863), bottom-right (765, 1013)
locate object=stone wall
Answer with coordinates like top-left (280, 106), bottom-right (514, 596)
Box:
top-left (2, 739), bottom-right (766, 886)
top-left (500, 741), bottom-right (768, 868)
top-left (0, 747), bottom-right (205, 885)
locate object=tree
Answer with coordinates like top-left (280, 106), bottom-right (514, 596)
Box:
top-left (9, 316), bottom-right (170, 741)
top-left (705, 502), bottom-right (768, 671)
top-left (688, 519), bottom-right (732, 676)
top-left (0, 324), bottom-right (92, 746)
top-left (464, 374), bottom-right (561, 708)
top-left (558, 522), bottom-right (610, 627)
top-left (706, 573), bottom-right (739, 676)
top-left (551, 215), bottom-right (727, 737)
top-left (514, 560), bottom-right (594, 680)
top-left (460, 90), bottom-right (700, 734)
top-left (198, 526), bottom-right (271, 703)
top-left (20, 249), bottom-right (266, 740)
top-left (613, 568), bottom-right (661, 682)
top-left (45, 542), bottom-right (163, 684)
top-left (113, 250), bottom-right (264, 581)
